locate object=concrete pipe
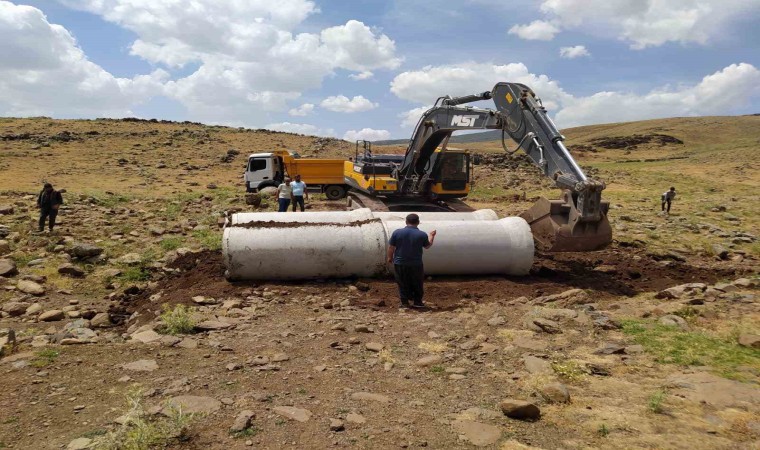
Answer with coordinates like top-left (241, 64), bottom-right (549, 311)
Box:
top-left (223, 212), bottom-right (534, 280)
top-left (382, 218), bottom-right (534, 276)
top-left (372, 209), bottom-right (498, 221)
top-left (224, 218), bottom-right (387, 280)
top-left (228, 208), bottom-right (374, 226)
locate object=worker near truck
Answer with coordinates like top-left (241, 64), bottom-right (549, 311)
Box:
top-left (276, 177), bottom-right (293, 212)
top-left (37, 182), bottom-right (63, 233)
top-left (387, 214), bottom-right (436, 309)
top-left (661, 187), bottom-right (676, 213)
top-left (290, 174), bottom-right (309, 212)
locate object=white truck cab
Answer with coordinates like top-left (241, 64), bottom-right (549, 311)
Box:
top-left (244, 152), bottom-right (289, 193)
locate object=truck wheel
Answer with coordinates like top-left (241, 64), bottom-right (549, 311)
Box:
top-left (324, 185), bottom-right (346, 200)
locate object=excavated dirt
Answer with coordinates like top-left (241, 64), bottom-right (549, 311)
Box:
top-left (119, 246), bottom-right (738, 322)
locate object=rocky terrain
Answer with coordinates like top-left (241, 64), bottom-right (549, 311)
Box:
top-left (0, 116), bottom-right (758, 449)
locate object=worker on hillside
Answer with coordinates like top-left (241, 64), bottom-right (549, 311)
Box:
top-left (290, 174), bottom-right (309, 212)
top-left (276, 177), bottom-right (293, 212)
top-left (37, 182), bottom-right (63, 233)
top-left (387, 214), bottom-right (436, 309)
top-left (661, 186), bottom-right (676, 214)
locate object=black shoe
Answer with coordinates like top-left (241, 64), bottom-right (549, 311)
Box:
top-left (400, 301), bottom-right (410, 308)
top-left (411, 303), bottom-right (426, 309)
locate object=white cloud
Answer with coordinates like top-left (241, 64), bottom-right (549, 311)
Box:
top-left (556, 62), bottom-right (760, 127)
top-left (343, 128), bottom-right (391, 141)
top-left (508, 20), bottom-right (560, 41)
top-left (391, 61), bottom-right (760, 129)
top-left (265, 122), bottom-right (336, 137)
top-left (54, 1), bottom-right (400, 125)
top-left (320, 95), bottom-right (378, 113)
top-left (399, 106), bottom-right (431, 128)
top-left (0, 1), bottom-right (164, 117)
top-left (559, 45), bottom-right (590, 59)
top-left (528, 0), bottom-right (760, 49)
top-left (288, 103), bottom-right (314, 116)
top-left (349, 71), bottom-right (374, 80)
top-left (390, 62), bottom-right (570, 111)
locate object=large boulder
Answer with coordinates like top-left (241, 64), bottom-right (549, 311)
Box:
top-left (0, 258), bottom-right (18, 277)
top-left (69, 243), bottom-right (103, 259)
top-left (58, 263), bottom-right (85, 278)
top-left (17, 279), bottom-right (45, 296)
top-left (500, 399), bottom-right (541, 421)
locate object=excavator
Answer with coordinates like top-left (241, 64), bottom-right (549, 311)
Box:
top-left (343, 82), bottom-right (612, 253)
top-left (222, 82), bottom-right (612, 280)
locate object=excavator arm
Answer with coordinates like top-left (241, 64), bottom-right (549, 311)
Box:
top-left (396, 82), bottom-right (611, 252)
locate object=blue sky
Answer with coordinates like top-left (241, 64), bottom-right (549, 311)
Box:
top-left (1, 0), bottom-right (759, 139)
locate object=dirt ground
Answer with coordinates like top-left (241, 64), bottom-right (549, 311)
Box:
top-left (1, 116), bottom-right (759, 450)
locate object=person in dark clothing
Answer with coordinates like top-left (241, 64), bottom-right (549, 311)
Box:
top-left (37, 183), bottom-right (63, 232)
top-left (387, 214), bottom-right (436, 309)
top-left (661, 186), bottom-right (676, 213)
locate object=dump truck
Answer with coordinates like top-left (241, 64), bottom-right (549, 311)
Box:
top-left (244, 150), bottom-right (349, 200)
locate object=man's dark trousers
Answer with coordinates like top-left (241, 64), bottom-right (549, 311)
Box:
top-left (292, 195), bottom-right (305, 211)
top-left (394, 264), bottom-right (425, 306)
top-left (39, 208), bottom-right (58, 231)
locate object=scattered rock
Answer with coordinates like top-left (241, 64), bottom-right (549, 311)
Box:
top-left (533, 289), bottom-right (589, 306)
top-left (0, 205), bottom-right (13, 215)
top-left (666, 372), bottom-right (760, 408)
top-left (69, 243), bottom-right (103, 259)
top-left (0, 329), bottom-right (16, 357)
top-left (351, 392), bottom-right (390, 403)
top-left (529, 318), bottom-right (561, 334)
top-left (415, 355), bottom-right (442, 367)
top-left (500, 399), bottom-right (541, 421)
top-left (195, 320), bottom-right (233, 331)
top-left (67, 437), bottom-right (92, 450)
top-left (659, 314), bottom-right (690, 331)
top-left (17, 279), bottom-right (45, 296)
top-left (452, 420), bottom-right (502, 447)
top-left (131, 329), bottom-right (161, 344)
top-left (116, 253), bottom-right (142, 265)
top-left (0, 258), bottom-right (18, 277)
top-left (122, 359), bottom-right (159, 372)
top-left (164, 395), bottom-right (221, 415)
top-left (538, 383), bottom-right (570, 403)
top-left (354, 325), bottom-right (373, 333)
top-left (2, 302), bottom-right (29, 317)
top-left (192, 295), bottom-right (219, 305)
top-left (523, 355), bottom-right (553, 374)
top-left (58, 263), bottom-right (85, 278)
top-left (271, 353), bottom-right (290, 362)
top-left (273, 406), bottom-right (312, 422)
top-left (594, 343), bottom-right (626, 355)
top-left (230, 410), bottom-right (255, 433)
top-left (487, 316), bottom-right (506, 327)
top-left (346, 412), bottom-right (366, 424)
top-left (365, 342), bottom-right (384, 352)
top-left (738, 334), bottom-right (760, 349)
top-left (329, 418), bottom-right (345, 432)
top-left (90, 313), bottom-right (112, 328)
top-left (38, 310), bottom-right (65, 322)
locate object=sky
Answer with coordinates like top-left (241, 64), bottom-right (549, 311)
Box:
top-left (1, 0), bottom-right (759, 140)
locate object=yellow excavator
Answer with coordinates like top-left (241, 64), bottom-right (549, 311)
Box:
top-left (343, 82), bottom-right (612, 252)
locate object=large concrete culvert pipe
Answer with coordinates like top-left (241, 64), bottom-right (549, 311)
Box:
top-left (223, 211), bottom-right (534, 280)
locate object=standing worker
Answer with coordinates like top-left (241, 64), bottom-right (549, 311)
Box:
top-left (290, 174), bottom-right (309, 212)
top-left (386, 213), bottom-right (436, 309)
top-left (661, 186), bottom-right (676, 214)
top-left (37, 182), bottom-right (63, 233)
top-left (276, 177), bottom-right (293, 212)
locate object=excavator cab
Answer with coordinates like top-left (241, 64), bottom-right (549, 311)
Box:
top-left (427, 150), bottom-right (471, 199)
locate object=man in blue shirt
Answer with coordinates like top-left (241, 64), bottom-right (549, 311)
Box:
top-left (387, 213), bottom-right (436, 309)
top-left (290, 174), bottom-right (309, 212)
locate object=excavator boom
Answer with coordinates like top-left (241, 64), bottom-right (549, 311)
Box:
top-left (394, 82), bottom-right (612, 252)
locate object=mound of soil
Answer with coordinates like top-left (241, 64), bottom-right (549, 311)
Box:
top-left (113, 245), bottom-right (737, 323)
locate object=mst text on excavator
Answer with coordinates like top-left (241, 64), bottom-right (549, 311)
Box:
top-left (343, 82), bottom-right (612, 253)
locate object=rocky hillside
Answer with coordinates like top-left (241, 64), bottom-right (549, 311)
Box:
top-left (0, 116), bottom-right (758, 449)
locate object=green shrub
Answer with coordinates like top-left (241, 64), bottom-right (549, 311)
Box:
top-left (159, 304), bottom-right (196, 335)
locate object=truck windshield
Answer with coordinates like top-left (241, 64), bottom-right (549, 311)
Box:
top-left (248, 159), bottom-right (267, 171)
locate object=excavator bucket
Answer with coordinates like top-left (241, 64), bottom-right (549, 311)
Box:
top-left (520, 194), bottom-right (612, 253)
